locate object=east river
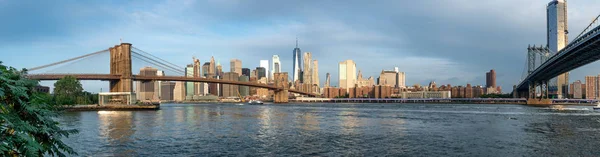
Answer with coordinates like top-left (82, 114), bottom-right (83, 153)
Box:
top-left (57, 103), bottom-right (600, 156)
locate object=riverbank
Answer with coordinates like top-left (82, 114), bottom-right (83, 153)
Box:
top-left (290, 98), bottom-right (528, 104)
top-left (167, 101), bottom-right (596, 106)
top-left (61, 104), bottom-right (160, 111)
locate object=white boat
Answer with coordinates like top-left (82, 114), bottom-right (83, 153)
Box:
top-left (220, 97), bottom-right (242, 103)
top-left (248, 100), bottom-right (264, 105)
top-left (594, 102), bottom-right (600, 110)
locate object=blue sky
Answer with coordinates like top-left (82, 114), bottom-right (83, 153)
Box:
top-left (2, 0), bottom-right (600, 93)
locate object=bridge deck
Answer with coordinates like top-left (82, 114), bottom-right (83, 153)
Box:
top-left (26, 74), bottom-right (317, 96)
top-left (518, 24), bottom-right (600, 91)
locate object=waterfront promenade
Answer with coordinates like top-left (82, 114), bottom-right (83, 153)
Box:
top-left (293, 97), bottom-right (528, 104)
top-left (292, 97), bottom-right (600, 105)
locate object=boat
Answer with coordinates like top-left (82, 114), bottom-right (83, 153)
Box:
top-left (220, 97), bottom-right (242, 103)
top-left (593, 101), bottom-right (600, 110)
top-left (248, 100), bottom-right (264, 105)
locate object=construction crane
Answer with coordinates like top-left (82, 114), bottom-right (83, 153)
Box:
top-left (237, 90), bottom-right (245, 103)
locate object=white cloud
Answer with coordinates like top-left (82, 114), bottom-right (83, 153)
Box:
top-left (6, 0), bottom-right (600, 92)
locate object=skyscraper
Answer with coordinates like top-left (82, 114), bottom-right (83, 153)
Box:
top-left (202, 62), bottom-right (210, 77)
top-left (398, 72), bottom-right (406, 88)
top-left (185, 64), bottom-right (194, 100)
top-left (313, 60), bottom-right (319, 87)
top-left (486, 69), bottom-right (496, 88)
top-left (216, 61), bottom-right (223, 78)
top-left (242, 68), bottom-right (250, 77)
top-left (260, 60), bottom-right (269, 80)
top-left (251, 69), bottom-right (257, 78)
top-left (256, 67), bottom-right (266, 80)
top-left (156, 70), bottom-right (164, 99)
top-left (222, 72), bottom-right (239, 98)
top-left (160, 81), bottom-right (175, 101)
top-left (325, 73), bottom-right (331, 87)
top-left (173, 81), bottom-right (185, 101)
top-left (209, 56), bottom-right (215, 77)
top-left (548, 0), bottom-right (569, 99)
top-left (573, 80), bottom-right (583, 99)
top-left (378, 69), bottom-right (402, 88)
top-left (193, 58), bottom-right (201, 96)
top-left (239, 75), bottom-right (249, 96)
top-left (303, 52), bottom-right (312, 85)
top-left (586, 76), bottom-right (598, 99)
top-left (393, 67), bottom-right (406, 88)
top-left (292, 38), bottom-right (302, 84)
top-left (230, 59), bottom-right (242, 75)
top-left (339, 60), bottom-right (356, 90)
top-left (138, 67), bottom-right (158, 101)
top-left (272, 55), bottom-right (281, 79)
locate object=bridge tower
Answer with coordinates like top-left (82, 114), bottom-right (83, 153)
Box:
top-left (273, 72), bottom-right (289, 103)
top-left (109, 43), bottom-right (133, 93)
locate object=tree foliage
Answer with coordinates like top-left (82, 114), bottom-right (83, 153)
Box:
top-left (0, 61), bottom-right (78, 156)
top-left (77, 91), bottom-right (98, 105)
top-left (53, 76), bottom-right (83, 105)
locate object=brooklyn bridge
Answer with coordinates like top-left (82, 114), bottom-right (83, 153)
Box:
top-left (26, 43), bottom-right (317, 103)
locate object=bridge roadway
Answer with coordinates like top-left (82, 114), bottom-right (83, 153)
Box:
top-left (26, 74), bottom-right (316, 96)
top-left (517, 24), bottom-right (600, 91)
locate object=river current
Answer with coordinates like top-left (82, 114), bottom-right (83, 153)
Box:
top-left (57, 103), bottom-right (600, 156)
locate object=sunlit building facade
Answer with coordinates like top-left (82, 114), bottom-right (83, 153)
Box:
top-left (339, 60), bottom-right (356, 90)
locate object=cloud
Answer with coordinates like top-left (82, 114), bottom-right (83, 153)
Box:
top-left (2, 0), bottom-right (600, 93)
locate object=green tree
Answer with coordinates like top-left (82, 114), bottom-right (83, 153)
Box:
top-left (0, 61), bottom-right (78, 156)
top-left (53, 76), bottom-right (83, 105)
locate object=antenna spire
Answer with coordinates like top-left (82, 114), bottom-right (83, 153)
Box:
top-left (295, 36), bottom-right (298, 48)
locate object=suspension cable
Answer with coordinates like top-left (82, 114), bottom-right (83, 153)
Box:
top-left (131, 54), bottom-right (184, 75)
top-left (574, 14), bottom-right (600, 41)
top-left (29, 49), bottom-right (109, 71)
top-left (132, 47), bottom-right (182, 69)
top-left (131, 51), bottom-right (185, 74)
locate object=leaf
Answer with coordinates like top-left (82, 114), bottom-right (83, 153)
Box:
top-left (0, 62), bottom-right (78, 156)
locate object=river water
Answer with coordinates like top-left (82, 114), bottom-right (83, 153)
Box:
top-left (57, 103), bottom-right (600, 156)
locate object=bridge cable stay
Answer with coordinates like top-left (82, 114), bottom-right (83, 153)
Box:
top-left (520, 55), bottom-right (528, 82)
top-left (130, 50), bottom-right (185, 75)
top-left (130, 52), bottom-right (185, 75)
top-left (42, 51), bottom-right (111, 74)
top-left (130, 51), bottom-right (184, 73)
top-left (131, 47), bottom-right (182, 70)
top-left (28, 49), bottom-right (109, 71)
top-left (130, 53), bottom-right (179, 72)
top-left (574, 14), bottom-right (600, 41)
top-left (131, 55), bottom-right (184, 76)
top-left (131, 47), bottom-right (215, 78)
top-left (130, 58), bottom-right (184, 76)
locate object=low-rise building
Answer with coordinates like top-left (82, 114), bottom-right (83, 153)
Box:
top-left (401, 91), bottom-right (451, 99)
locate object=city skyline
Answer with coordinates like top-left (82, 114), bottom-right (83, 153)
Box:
top-left (3, 1), bottom-right (600, 93)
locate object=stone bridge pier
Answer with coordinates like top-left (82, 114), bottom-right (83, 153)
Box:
top-left (109, 43), bottom-right (133, 93)
top-left (273, 72), bottom-right (289, 103)
top-left (108, 43), bottom-right (134, 104)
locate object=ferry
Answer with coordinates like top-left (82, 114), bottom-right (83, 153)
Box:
top-left (220, 97), bottom-right (242, 103)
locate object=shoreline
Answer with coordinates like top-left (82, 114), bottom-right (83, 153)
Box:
top-left (60, 101), bottom-right (595, 112)
top-left (61, 104), bottom-right (160, 111)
